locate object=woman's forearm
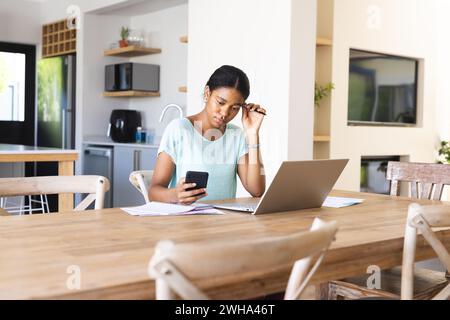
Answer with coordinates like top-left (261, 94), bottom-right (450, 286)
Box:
top-left (149, 185), bottom-right (178, 203)
top-left (245, 133), bottom-right (266, 197)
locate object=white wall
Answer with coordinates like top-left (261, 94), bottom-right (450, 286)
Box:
top-left (0, 0), bottom-right (42, 45)
top-left (436, 0), bottom-right (450, 142)
top-left (287, 0), bottom-right (316, 160)
top-left (80, 14), bottom-right (131, 138)
top-left (187, 0), bottom-right (317, 196)
top-left (39, 0), bottom-right (135, 23)
top-left (129, 4), bottom-right (188, 141)
top-left (435, 0), bottom-right (450, 199)
top-left (78, 4), bottom-right (188, 143)
top-left (73, 13), bottom-right (130, 176)
top-left (330, 0), bottom-right (440, 191)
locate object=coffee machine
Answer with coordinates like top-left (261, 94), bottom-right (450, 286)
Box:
top-left (107, 110), bottom-right (142, 143)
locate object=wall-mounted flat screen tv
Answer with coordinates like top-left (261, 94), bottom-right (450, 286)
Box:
top-left (348, 49), bottom-right (418, 126)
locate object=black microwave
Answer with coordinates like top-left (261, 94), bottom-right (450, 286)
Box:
top-left (105, 62), bottom-right (160, 92)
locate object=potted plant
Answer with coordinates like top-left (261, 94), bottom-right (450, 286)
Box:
top-left (119, 26), bottom-right (130, 48)
top-left (315, 82), bottom-right (334, 107)
top-left (438, 141), bottom-right (450, 164)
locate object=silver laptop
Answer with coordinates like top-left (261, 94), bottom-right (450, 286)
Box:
top-left (212, 159), bottom-right (348, 215)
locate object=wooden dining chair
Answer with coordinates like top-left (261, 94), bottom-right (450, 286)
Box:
top-left (400, 203), bottom-right (450, 300)
top-left (320, 161), bottom-right (450, 300)
top-left (386, 161), bottom-right (450, 200)
top-left (0, 175), bottom-right (110, 214)
top-left (129, 170), bottom-right (153, 203)
top-left (148, 218), bottom-right (338, 300)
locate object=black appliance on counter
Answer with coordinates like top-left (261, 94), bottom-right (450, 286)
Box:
top-left (105, 62), bottom-right (160, 92)
top-left (107, 110), bottom-right (142, 143)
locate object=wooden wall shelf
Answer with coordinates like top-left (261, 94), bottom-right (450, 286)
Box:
top-left (42, 19), bottom-right (77, 58)
top-left (313, 135), bottom-right (331, 142)
top-left (316, 37), bottom-right (332, 46)
top-left (178, 86), bottom-right (187, 93)
top-left (179, 35), bottom-right (330, 46)
top-left (102, 91), bottom-right (160, 97)
top-left (104, 46), bottom-right (162, 57)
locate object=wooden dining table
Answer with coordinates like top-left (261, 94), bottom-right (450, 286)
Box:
top-left (0, 144), bottom-right (78, 211)
top-left (0, 190), bottom-right (449, 300)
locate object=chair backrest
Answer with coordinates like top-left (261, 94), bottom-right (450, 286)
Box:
top-left (148, 218), bottom-right (338, 300)
top-left (387, 161), bottom-right (450, 200)
top-left (129, 170), bottom-right (153, 203)
top-left (0, 175), bottom-right (110, 211)
top-left (401, 203), bottom-right (450, 300)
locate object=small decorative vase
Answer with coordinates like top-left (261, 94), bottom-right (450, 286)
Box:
top-left (119, 40), bottom-right (128, 48)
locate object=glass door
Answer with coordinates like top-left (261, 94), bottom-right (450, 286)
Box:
top-left (0, 42), bottom-right (36, 145)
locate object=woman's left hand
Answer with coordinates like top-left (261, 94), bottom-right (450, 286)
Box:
top-left (241, 103), bottom-right (266, 134)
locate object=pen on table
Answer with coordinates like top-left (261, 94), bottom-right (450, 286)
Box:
top-left (242, 104), bottom-right (267, 116)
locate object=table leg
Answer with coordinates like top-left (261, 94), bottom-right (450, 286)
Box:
top-left (58, 160), bottom-right (74, 211)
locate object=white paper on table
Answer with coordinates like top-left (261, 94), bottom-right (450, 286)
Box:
top-left (322, 196), bottom-right (364, 208)
top-left (121, 201), bottom-right (223, 216)
top-left (180, 208), bottom-right (223, 215)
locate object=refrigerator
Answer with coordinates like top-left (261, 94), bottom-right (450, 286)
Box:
top-left (33, 55), bottom-right (76, 211)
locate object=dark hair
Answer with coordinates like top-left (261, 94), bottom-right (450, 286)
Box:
top-left (206, 65), bottom-right (250, 100)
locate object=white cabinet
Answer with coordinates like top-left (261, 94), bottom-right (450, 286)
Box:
top-left (113, 146), bottom-right (157, 207)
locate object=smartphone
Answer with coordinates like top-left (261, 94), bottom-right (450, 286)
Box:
top-left (185, 171), bottom-right (209, 195)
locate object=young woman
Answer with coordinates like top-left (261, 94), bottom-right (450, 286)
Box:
top-left (149, 65), bottom-right (266, 204)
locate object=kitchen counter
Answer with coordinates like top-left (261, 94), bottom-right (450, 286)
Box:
top-left (0, 144), bottom-right (78, 154)
top-left (0, 144), bottom-right (78, 211)
top-left (83, 136), bottom-right (159, 149)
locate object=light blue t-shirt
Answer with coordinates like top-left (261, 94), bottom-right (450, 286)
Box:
top-left (157, 118), bottom-right (248, 201)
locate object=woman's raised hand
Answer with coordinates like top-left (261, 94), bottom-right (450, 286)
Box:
top-left (241, 103), bottom-right (266, 135)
